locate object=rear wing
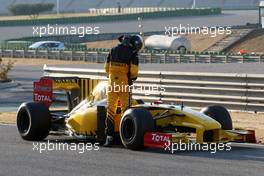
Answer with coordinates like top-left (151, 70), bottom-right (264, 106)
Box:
top-left (33, 76), bottom-right (99, 107)
top-left (33, 77), bottom-right (53, 107)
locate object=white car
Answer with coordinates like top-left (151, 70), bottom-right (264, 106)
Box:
top-left (29, 41), bottom-right (65, 50)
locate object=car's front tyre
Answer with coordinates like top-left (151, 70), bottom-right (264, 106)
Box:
top-left (119, 108), bottom-right (154, 150)
top-left (201, 105), bottom-right (233, 130)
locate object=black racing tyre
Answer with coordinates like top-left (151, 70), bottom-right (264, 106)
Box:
top-left (17, 102), bottom-right (51, 141)
top-left (120, 108), bottom-right (154, 150)
top-left (200, 105), bottom-right (233, 130)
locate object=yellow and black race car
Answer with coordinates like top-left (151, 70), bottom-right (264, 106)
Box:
top-left (16, 77), bottom-right (256, 150)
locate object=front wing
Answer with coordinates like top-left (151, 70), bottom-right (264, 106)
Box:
top-left (144, 129), bottom-right (257, 149)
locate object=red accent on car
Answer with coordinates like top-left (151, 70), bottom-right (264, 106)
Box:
top-left (33, 77), bottom-right (53, 107)
top-left (144, 132), bottom-right (172, 149)
top-left (117, 100), bottom-right (121, 107)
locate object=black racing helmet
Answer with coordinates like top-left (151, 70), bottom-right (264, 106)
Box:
top-left (118, 34), bottom-right (143, 52)
top-left (118, 35), bottom-right (132, 47)
top-left (130, 35), bottom-right (144, 52)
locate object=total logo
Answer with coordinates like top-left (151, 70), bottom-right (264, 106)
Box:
top-left (151, 133), bottom-right (171, 142)
top-left (34, 93), bottom-right (52, 102)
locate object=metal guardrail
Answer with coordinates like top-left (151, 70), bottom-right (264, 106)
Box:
top-left (92, 7), bottom-right (213, 15)
top-left (43, 65), bottom-right (264, 112)
top-left (1, 49), bottom-right (264, 64)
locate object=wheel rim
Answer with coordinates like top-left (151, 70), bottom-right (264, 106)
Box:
top-left (122, 118), bottom-right (135, 141)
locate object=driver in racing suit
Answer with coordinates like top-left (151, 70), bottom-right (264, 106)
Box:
top-left (103, 34), bottom-right (143, 147)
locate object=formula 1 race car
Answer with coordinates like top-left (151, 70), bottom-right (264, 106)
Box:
top-left (16, 77), bottom-right (256, 150)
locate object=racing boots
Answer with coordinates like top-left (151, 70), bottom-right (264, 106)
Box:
top-left (103, 136), bottom-right (113, 147)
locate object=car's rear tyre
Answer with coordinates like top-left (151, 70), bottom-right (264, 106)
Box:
top-left (120, 108), bottom-right (154, 150)
top-left (201, 105), bottom-right (233, 130)
top-left (17, 102), bottom-right (51, 141)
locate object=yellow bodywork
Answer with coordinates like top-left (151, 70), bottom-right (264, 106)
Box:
top-left (67, 107), bottom-right (122, 135)
top-left (53, 79), bottom-right (80, 91)
top-left (48, 78), bottom-right (254, 144)
top-left (142, 104), bottom-right (255, 143)
top-left (143, 104), bottom-right (221, 143)
top-left (67, 107), bottom-right (98, 135)
top-left (66, 101), bottom-right (222, 142)
top-left (66, 99), bottom-right (140, 136)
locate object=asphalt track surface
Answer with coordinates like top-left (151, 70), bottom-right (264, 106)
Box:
top-left (1, 63), bottom-right (264, 175)
top-left (0, 10), bottom-right (258, 40)
top-left (0, 125), bottom-right (263, 176)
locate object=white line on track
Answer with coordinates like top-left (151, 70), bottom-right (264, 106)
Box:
top-left (231, 142), bottom-right (264, 148)
top-left (0, 123), bottom-right (16, 127)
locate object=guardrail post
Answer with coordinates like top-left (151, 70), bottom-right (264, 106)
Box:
top-left (144, 55), bottom-right (147, 63)
top-left (194, 54), bottom-right (197, 63)
top-left (96, 51), bottom-right (99, 63)
top-left (173, 54), bottom-right (176, 64)
top-left (150, 53), bottom-right (153, 63)
top-left (46, 50), bottom-right (49, 59)
top-left (71, 50), bottom-right (74, 61)
top-left (58, 50), bottom-right (62, 60)
top-left (22, 49), bottom-right (25, 58)
top-left (245, 73), bottom-right (249, 111)
top-left (225, 55), bottom-right (228, 63)
top-left (209, 54), bottom-right (212, 63)
top-left (179, 54), bottom-right (182, 63)
top-left (84, 50), bottom-right (87, 62)
top-left (11, 49), bottom-right (14, 58)
top-left (34, 50), bottom-right (37, 58)
top-left (159, 71), bottom-right (163, 101)
top-left (259, 55), bottom-right (263, 63)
